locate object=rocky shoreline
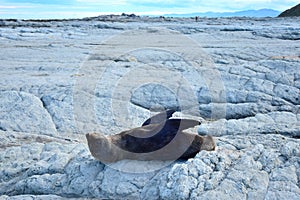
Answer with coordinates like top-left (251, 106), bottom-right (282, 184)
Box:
top-left (0, 16), bottom-right (299, 199)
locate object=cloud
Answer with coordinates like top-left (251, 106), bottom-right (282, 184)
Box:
top-left (2, 0), bottom-right (299, 10)
top-left (0, 0), bottom-right (299, 19)
top-left (126, 0), bottom-right (195, 8)
top-left (237, 0), bottom-right (298, 11)
top-left (1, 0), bottom-right (75, 5)
top-left (124, 0), bottom-right (298, 12)
top-left (76, 0), bottom-right (125, 3)
top-left (0, 5), bottom-right (14, 8)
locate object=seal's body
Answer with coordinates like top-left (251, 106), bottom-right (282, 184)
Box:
top-left (86, 110), bottom-right (215, 163)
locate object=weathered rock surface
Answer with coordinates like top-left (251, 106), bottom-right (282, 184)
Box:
top-left (0, 16), bottom-right (299, 199)
top-left (0, 134), bottom-right (299, 199)
top-left (0, 91), bottom-right (57, 136)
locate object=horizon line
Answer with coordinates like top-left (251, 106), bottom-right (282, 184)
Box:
top-left (0, 8), bottom-right (282, 20)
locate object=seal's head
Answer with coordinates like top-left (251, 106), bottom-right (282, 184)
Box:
top-left (86, 133), bottom-right (111, 161)
top-left (86, 133), bottom-right (123, 163)
top-left (86, 133), bottom-right (106, 149)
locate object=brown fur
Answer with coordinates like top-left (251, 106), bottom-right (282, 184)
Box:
top-left (86, 123), bottom-right (215, 163)
top-left (86, 110), bottom-right (215, 163)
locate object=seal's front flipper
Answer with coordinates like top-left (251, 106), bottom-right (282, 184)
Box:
top-left (142, 109), bottom-right (176, 126)
top-left (164, 119), bottom-right (201, 133)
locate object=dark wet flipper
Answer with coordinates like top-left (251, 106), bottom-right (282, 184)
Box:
top-left (142, 109), bottom-right (176, 126)
top-left (163, 119), bottom-right (201, 132)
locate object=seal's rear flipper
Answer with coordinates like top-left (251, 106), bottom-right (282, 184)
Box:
top-left (142, 109), bottom-right (176, 126)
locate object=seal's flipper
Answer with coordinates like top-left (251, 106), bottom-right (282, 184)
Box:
top-left (142, 109), bottom-right (176, 126)
top-left (178, 134), bottom-right (203, 160)
top-left (121, 119), bottom-right (200, 154)
top-left (163, 119), bottom-right (201, 133)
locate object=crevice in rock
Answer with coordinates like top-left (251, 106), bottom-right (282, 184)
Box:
top-left (263, 174), bottom-right (271, 200)
top-left (249, 131), bottom-right (299, 140)
top-left (274, 131), bottom-right (300, 140)
top-left (291, 135), bottom-right (300, 139)
top-left (40, 96), bottom-right (58, 133)
top-left (224, 112), bottom-right (257, 121)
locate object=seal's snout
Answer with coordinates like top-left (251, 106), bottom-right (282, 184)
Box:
top-left (86, 133), bottom-right (94, 148)
top-left (86, 133), bottom-right (93, 142)
top-left (86, 133), bottom-right (98, 146)
top-left (86, 133), bottom-right (93, 139)
top-left (86, 133), bottom-right (98, 140)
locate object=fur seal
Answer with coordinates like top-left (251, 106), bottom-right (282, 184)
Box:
top-left (86, 110), bottom-right (215, 163)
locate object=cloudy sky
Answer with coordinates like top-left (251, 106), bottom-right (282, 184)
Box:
top-left (0, 0), bottom-right (298, 19)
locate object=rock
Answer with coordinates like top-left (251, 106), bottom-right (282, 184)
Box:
top-left (131, 83), bottom-right (179, 110)
top-left (280, 141), bottom-right (300, 157)
top-left (278, 3), bottom-right (300, 17)
top-left (266, 191), bottom-right (300, 200)
top-left (198, 112), bottom-right (300, 138)
top-left (1, 133), bottom-right (300, 199)
top-left (40, 88), bottom-right (77, 134)
top-left (0, 195), bottom-right (67, 200)
top-left (0, 17), bottom-right (300, 200)
top-left (197, 179), bottom-right (247, 200)
top-left (270, 165), bottom-right (298, 183)
top-left (0, 91), bottom-right (57, 136)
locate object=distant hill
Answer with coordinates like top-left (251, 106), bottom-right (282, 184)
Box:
top-left (278, 3), bottom-right (300, 17)
top-left (164, 9), bottom-right (280, 18)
